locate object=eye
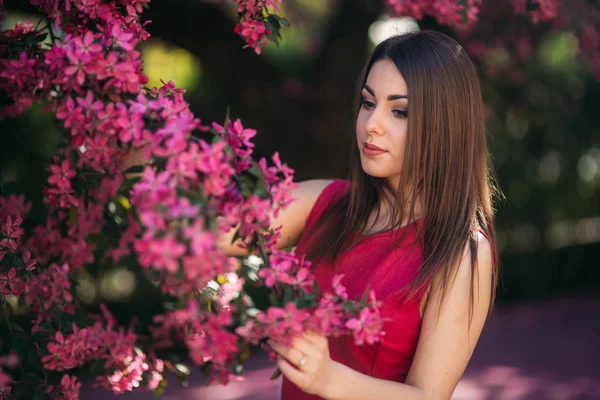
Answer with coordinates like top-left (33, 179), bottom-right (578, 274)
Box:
top-left (393, 109), bottom-right (408, 118)
top-left (361, 99), bottom-right (375, 109)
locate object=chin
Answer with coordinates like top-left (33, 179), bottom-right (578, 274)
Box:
top-left (360, 163), bottom-right (391, 179)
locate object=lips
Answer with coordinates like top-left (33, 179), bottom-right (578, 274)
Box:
top-left (364, 142), bottom-right (385, 151)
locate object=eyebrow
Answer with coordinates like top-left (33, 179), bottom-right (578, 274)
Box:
top-left (364, 85), bottom-right (408, 100)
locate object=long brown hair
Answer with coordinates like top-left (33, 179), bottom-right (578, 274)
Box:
top-left (305, 30), bottom-right (499, 320)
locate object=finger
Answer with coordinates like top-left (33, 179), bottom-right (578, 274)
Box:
top-left (291, 336), bottom-right (321, 360)
top-left (270, 341), bottom-right (306, 368)
top-left (303, 331), bottom-right (329, 350)
top-left (277, 356), bottom-right (307, 388)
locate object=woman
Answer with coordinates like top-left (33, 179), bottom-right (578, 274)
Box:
top-left (220, 30), bottom-right (498, 400)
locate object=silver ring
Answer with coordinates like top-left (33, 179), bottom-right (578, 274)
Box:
top-left (299, 357), bottom-right (308, 366)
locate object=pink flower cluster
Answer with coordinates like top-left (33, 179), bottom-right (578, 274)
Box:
top-left (37, 305), bottom-right (163, 395)
top-left (386, 0), bottom-right (482, 27)
top-left (232, 0), bottom-right (284, 54)
top-left (0, 195), bottom-right (35, 298)
top-left (237, 270), bottom-right (385, 348)
top-left (385, 0), bottom-right (561, 27)
top-left (150, 300), bottom-right (239, 384)
top-left (46, 374), bottom-right (81, 400)
top-left (511, 0), bottom-right (559, 24)
top-left (106, 354), bottom-right (157, 394)
top-left (258, 250), bottom-right (313, 289)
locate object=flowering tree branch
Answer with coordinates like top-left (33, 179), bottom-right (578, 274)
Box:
top-left (0, 1), bottom-right (386, 399)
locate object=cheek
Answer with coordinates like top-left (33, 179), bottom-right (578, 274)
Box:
top-left (387, 123), bottom-right (408, 157)
top-left (355, 113), bottom-right (365, 140)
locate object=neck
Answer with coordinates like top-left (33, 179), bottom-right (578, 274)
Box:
top-left (371, 187), bottom-right (424, 231)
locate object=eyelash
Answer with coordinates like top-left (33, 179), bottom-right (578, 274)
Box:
top-left (360, 99), bottom-right (408, 119)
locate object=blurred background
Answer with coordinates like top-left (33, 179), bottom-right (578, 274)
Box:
top-left (1, 0), bottom-right (599, 398)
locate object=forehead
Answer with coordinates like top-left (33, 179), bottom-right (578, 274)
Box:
top-left (365, 59), bottom-right (408, 95)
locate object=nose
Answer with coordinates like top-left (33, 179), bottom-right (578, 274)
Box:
top-left (364, 107), bottom-right (384, 136)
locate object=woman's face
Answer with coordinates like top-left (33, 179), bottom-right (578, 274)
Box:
top-left (356, 59), bottom-right (409, 190)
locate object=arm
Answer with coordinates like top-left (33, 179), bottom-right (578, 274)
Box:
top-left (272, 233), bottom-right (494, 400)
top-left (216, 179), bottom-right (333, 257)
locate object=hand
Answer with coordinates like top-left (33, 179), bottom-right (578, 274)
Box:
top-left (268, 331), bottom-right (339, 398)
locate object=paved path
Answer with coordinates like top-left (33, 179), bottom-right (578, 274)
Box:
top-left (83, 294), bottom-right (600, 399)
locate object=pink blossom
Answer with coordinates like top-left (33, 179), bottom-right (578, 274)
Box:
top-left (26, 264), bottom-right (75, 323)
top-left (48, 159), bottom-right (76, 190)
top-left (331, 274), bottom-right (349, 300)
top-left (0, 215), bottom-right (24, 252)
top-left (234, 20), bottom-right (270, 54)
top-left (218, 272), bottom-right (245, 305)
top-left (110, 23), bottom-right (135, 51)
top-left (195, 140), bottom-right (236, 196)
top-left (259, 250), bottom-right (300, 287)
top-left (311, 298), bottom-right (345, 336)
top-left (512, 0), bottom-right (559, 23)
top-left (0, 194), bottom-right (32, 221)
top-left (345, 292), bottom-right (386, 345)
top-left (256, 302), bottom-right (310, 345)
top-left (134, 233), bottom-right (186, 272)
top-left (106, 355), bottom-right (149, 394)
top-left (386, 0), bottom-right (481, 27)
top-left (54, 374), bottom-right (81, 400)
top-left (131, 167), bottom-right (177, 210)
top-left (71, 31), bottom-right (103, 56)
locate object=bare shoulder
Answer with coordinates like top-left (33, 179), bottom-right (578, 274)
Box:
top-left (294, 179), bottom-right (335, 203)
top-left (451, 232), bottom-right (494, 288)
top-left (268, 180), bottom-right (335, 250)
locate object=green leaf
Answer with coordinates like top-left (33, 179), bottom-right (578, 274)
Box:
top-left (17, 389), bottom-right (34, 400)
top-left (247, 165), bottom-right (264, 179)
top-left (21, 372), bottom-right (41, 384)
top-left (282, 285), bottom-right (294, 304)
top-left (271, 14), bottom-right (290, 27)
top-left (32, 388), bottom-right (48, 400)
top-left (88, 358), bottom-right (106, 376)
top-left (277, 17), bottom-right (290, 27)
top-left (27, 344), bottom-right (43, 372)
top-left (68, 207), bottom-right (78, 225)
top-left (11, 335), bottom-right (27, 357)
top-left (264, 18), bottom-right (280, 42)
top-left (86, 232), bottom-right (107, 247)
top-left (360, 284), bottom-right (371, 305)
top-left (9, 321), bottom-right (26, 335)
top-left (119, 176), bottom-right (141, 195)
top-left (268, 291), bottom-right (280, 307)
top-left (239, 174), bottom-right (256, 198)
top-left (459, 0), bottom-right (468, 23)
top-left (231, 229), bottom-right (242, 246)
top-left (34, 33), bottom-right (48, 43)
top-left (294, 293), bottom-right (317, 308)
top-left (124, 165), bottom-right (145, 175)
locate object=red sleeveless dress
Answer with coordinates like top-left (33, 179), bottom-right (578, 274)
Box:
top-left (281, 180), bottom-right (426, 400)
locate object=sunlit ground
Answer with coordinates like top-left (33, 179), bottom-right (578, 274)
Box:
top-left (81, 293), bottom-right (600, 400)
